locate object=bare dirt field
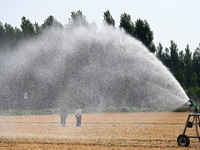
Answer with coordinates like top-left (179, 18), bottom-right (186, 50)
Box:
top-left (0, 112), bottom-right (200, 149)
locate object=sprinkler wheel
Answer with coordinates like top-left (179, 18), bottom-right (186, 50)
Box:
top-left (177, 134), bottom-right (190, 147)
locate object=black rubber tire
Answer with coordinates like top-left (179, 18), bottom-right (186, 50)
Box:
top-left (177, 134), bottom-right (190, 147)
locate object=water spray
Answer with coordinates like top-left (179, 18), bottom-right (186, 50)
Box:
top-left (177, 99), bottom-right (200, 147)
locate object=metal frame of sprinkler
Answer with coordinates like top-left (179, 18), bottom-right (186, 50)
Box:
top-left (177, 99), bottom-right (200, 147)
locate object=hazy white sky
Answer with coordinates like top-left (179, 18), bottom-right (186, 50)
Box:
top-left (1, 0), bottom-right (199, 51)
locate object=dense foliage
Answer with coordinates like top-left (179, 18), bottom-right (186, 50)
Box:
top-left (0, 10), bottom-right (199, 111)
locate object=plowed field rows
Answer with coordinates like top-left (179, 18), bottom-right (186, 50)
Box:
top-left (0, 112), bottom-right (199, 149)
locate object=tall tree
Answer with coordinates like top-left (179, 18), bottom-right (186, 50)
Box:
top-left (119, 13), bottom-right (134, 36)
top-left (4, 23), bottom-right (17, 47)
top-left (134, 19), bottom-right (156, 53)
top-left (0, 22), bottom-right (6, 48)
top-left (14, 27), bottom-right (22, 42)
top-left (169, 40), bottom-right (180, 72)
top-left (41, 15), bottom-right (63, 30)
top-left (156, 43), bottom-right (163, 60)
top-left (178, 50), bottom-right (185, 71)
top-left (34, 22), bottom-right (41, 35)
top-left (103, 10), bottom-right (115, 26)
top-left (69, 10), bottom-right (89, 27)
top-left (21, 16), bottom-right (35, 38)
top-left (192, 43), bottom-right (200, 86)
top-left (166, 43), bottom-right (186, 88)
top-left (162, 47), bottom-right (171, 69)
top-left (184, 44), bottom-right (192, 88)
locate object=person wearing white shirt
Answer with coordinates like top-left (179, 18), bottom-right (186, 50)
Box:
top-left (75, 106), bottom-right (82, 127)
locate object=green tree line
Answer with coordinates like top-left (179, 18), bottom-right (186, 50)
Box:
top-left (0, 10), bottom-right (199, 102)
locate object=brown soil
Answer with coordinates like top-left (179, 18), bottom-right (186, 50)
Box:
top-left (0, 112), bottom-right (199, 149)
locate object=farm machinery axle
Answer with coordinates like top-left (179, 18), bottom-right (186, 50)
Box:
top-left (177, 99), bottom-right (200, 147)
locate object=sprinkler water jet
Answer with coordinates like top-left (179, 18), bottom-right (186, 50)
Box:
top-left (0, 25), bottom-right (189, 111)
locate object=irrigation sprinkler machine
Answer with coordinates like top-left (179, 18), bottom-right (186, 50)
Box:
top-left (177, 99), bottom-right (200, 147)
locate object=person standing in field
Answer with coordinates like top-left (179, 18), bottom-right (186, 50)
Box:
top-left (75, 105), bottom-right (82, 127)
top-left (60, 104), bottom-right (68, 127)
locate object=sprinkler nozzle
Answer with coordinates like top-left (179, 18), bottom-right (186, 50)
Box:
top-left (188, 99), bottom-right (199, 113)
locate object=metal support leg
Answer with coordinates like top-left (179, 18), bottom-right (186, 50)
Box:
top-left (183, 114), bottom-right (191, 135)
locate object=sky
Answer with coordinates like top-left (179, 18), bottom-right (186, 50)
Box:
top-left (0, 0), bottom-right (199, 52)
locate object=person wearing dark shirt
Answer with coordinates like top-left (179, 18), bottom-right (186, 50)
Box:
top-left (60, 105), bottom-right (68, 127)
